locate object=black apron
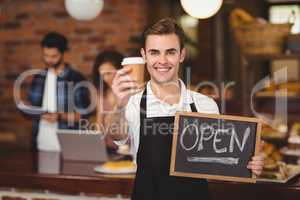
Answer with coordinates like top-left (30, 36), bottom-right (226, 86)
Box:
top-left (132, 88), bottom-right (210, 200)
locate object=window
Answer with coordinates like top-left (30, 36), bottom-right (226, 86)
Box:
top-left (269, 4), bottom-right (300, 34)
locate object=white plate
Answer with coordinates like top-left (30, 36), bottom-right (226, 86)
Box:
top-left (94, 164), bottom-right (137, 174)
top-left (280, 147), bottom-right (300, 157)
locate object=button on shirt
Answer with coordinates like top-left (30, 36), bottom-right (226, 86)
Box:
top-left (124, 79), bottom-right (220, 162)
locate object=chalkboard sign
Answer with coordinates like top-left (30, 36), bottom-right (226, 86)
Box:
top-left (170, 112), bottom-right (261, 183)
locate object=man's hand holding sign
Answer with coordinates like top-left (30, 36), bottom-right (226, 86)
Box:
top-left (170, 112), bottom-right (264, 183)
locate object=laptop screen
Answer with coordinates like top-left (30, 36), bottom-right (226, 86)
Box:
top-left (57, 129), bottom-right (108, 162)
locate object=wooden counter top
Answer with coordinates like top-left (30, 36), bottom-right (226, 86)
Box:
top-left (0, 150), bottom-right (134, 195)
top-left (0, 150), bottom-right (299, 200)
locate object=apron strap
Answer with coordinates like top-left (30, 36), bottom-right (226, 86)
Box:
top-left (140, 88), bottom-right (147, 121)
top-left (190, 102), bottom-right (197, 112)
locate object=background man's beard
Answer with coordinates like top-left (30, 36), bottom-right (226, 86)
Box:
top-left (46, 58), bottom-right (63, 69)
top-left (52, 61), bottom-right (61, 69)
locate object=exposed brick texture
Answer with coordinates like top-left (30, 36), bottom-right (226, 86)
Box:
top-left (0, 0), bottom-right (149, 149)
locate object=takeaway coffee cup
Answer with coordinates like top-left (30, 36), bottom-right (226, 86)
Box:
top-left (121, 57), bottom-right (145, 85)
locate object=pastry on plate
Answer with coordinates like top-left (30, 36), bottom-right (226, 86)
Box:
top-left (101, 160), bottom-right (136, 171)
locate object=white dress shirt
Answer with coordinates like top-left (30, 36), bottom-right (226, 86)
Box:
top-left (124, 79), bottom-right (220, 162)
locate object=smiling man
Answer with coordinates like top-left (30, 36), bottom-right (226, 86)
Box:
top-left (107, 18), bottom-right (264, 200)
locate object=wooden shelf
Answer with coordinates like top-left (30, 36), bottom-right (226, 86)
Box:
top-left (241, 53), bottom-right (300, 114)
top-left (243, 53), bottom-right (300, 62)
top-left (254, 91), bottom-right (300, 99)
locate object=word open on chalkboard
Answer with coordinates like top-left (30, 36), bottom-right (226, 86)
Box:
top-left (170, 112), bottom-right (261, 183)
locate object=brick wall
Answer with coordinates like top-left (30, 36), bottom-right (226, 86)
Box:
top-left (0, 0), bottom-right (149, 149)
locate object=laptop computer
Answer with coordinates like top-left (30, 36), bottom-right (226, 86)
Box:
top-left (57, 129), bottom-right (108, 162)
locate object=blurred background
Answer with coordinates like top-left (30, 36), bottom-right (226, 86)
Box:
top-left (0, 0), bottom-right (299, 155)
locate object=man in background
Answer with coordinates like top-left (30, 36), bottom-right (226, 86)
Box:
top-left (26, 32), bottom-right (90, 151)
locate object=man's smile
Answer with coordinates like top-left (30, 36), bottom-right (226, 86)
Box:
top-left (153, 65), bottom-right (172, 73)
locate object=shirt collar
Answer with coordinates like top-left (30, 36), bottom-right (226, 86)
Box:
top-left (58, 64), bottom-right (70, 78)
top-left (46, 63), bottom-right (70, 78)
top-left (146, 79), bottom-right (193, 107)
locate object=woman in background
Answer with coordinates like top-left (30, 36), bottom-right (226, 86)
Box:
top-left (91, 50), bottom-right (124, 152)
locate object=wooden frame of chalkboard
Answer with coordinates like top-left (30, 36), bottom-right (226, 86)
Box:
top-left (170, 112), bottom-right (261, 183)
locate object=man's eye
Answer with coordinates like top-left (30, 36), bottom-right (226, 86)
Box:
top-left (168, 51), bottom-right (176, 55)
top-left (150, 51), bottom-right (159, 55)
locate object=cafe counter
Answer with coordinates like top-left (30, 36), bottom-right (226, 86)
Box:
top-left (0, 150), bottom-right (133, 199)
top-left (0, 150), bottom-right (299, 200)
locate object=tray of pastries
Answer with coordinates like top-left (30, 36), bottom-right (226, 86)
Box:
top-left (258, 142), bottom-right (300, 183)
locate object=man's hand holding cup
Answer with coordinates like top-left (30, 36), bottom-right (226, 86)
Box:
top-left (112, 57), bottom-right (145, 109)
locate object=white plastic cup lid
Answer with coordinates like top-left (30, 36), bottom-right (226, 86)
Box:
top-left (121, 57), bottom-right (145, 65)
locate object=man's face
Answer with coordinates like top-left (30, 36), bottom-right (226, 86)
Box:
top-left (141, 33), bottom-right (185, 84)
top-left (42, 47), bottom-right (63, 69)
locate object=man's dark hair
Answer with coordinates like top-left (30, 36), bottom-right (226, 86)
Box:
top-left (142, 18), bottom-right (186, 50)
top-left (41, 32), bottom-right (69, 53)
